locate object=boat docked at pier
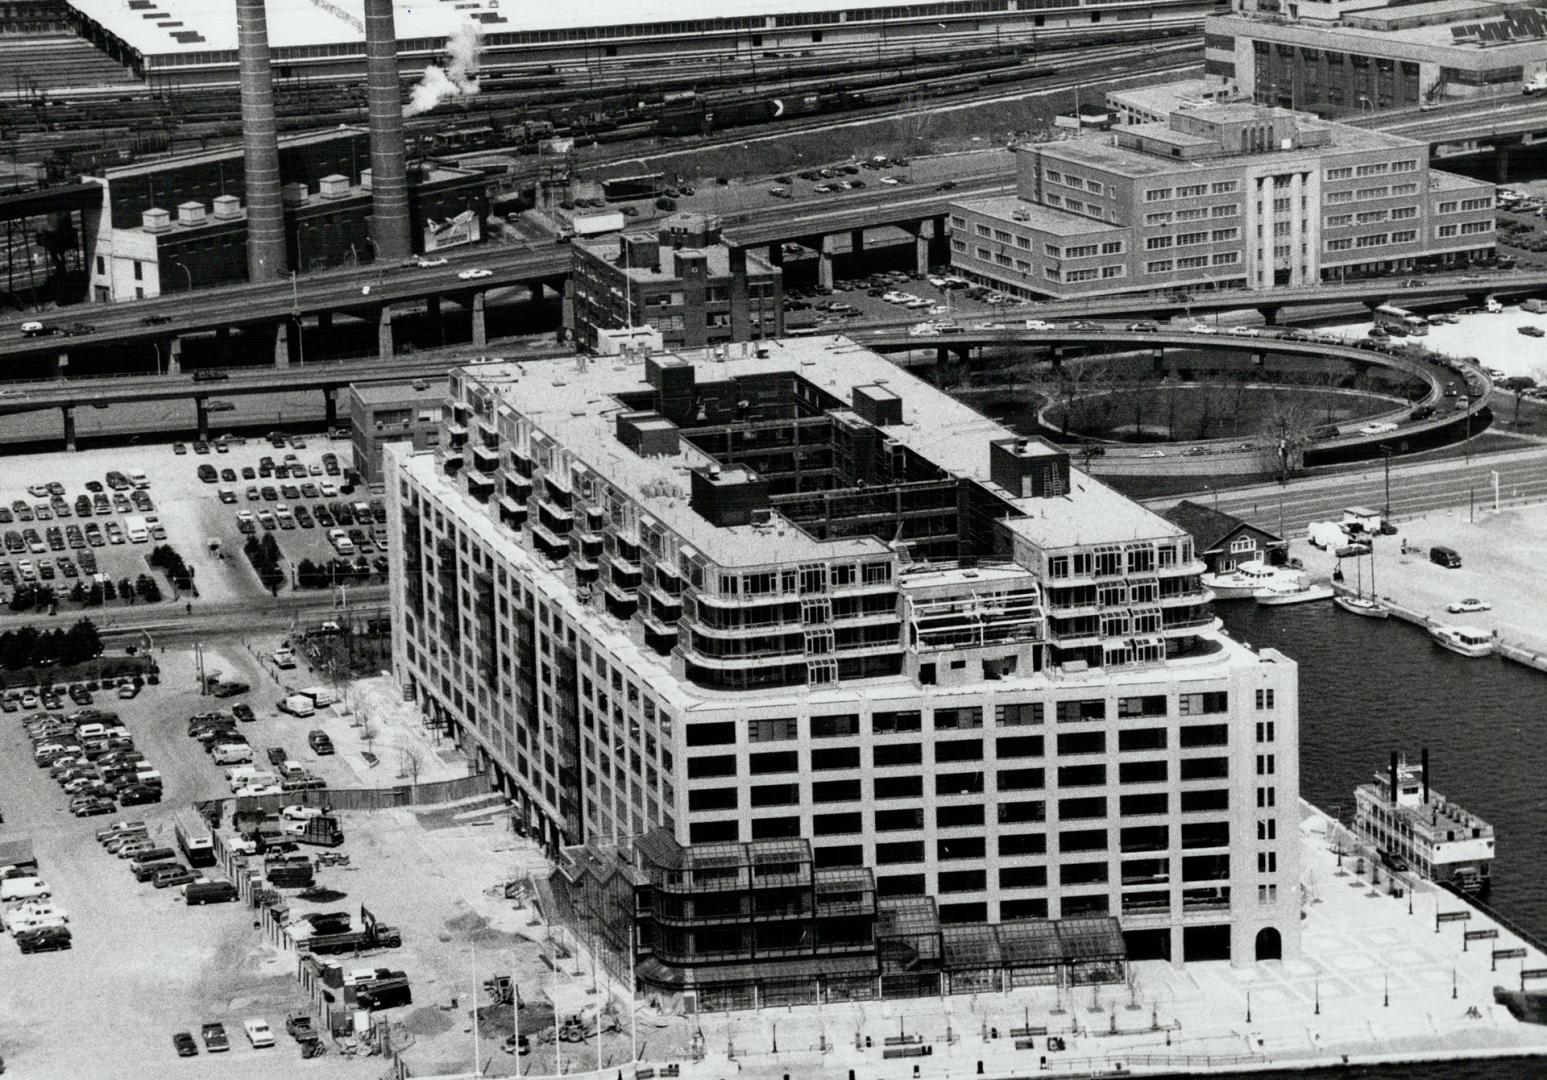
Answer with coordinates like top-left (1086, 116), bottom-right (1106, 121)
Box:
top-left (1254, 581), bottom-right (1334, 606)
top-left (1430, 624), bottom-right (1495, 658)
top-left (1201, 559), bottom-right (1302, 600)
top-left (1353, 751), bottom-right (1493, 894)
top-left (1333, 593), bottom-right (1389, 618)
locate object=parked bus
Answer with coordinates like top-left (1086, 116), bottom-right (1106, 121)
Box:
top-left (174, 807), bottom-right (217, 868)
top-left (1374, 304), bottom-right (1428, 336)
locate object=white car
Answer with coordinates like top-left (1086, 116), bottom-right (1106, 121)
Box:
top-left (880, 176), bottom-right (901, 185)
top-left (457, 269), bottom-right (493, 281)
top-left (927, 276), bottom-right (948, 288)
top-left (1188, 324), bottom-right (1218, 335)
top-left (244, 1019), bottom-right (275, 1049)
top-left (318, 481), bottom-right (337, 497)
top-left (1227, 326), bottom-right (1262, 337)
top-left (415, 257), bottom-right (449, 268)
top-left (1024, 320), bottom-right (1056, 331)
top-left (280, 804), bottom-right (326, 821)
top-left (4, 902), bottom-right (68, 933)
top-left (1139, 450), bottom-right (1166, 458)
top-left (1447, 598), bottom-right (1492, 614)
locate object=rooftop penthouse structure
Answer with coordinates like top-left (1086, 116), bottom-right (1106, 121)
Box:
top-left (386, 336), bottom-right (1302, 1007)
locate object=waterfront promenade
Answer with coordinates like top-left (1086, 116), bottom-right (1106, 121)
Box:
top-left (464, 802), bottom-right (1547, 1080)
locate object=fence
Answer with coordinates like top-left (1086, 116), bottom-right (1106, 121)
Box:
top-left (234, 769), bottom-right (492, 815)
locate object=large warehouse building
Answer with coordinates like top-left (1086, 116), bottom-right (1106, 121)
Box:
top-left (63, 0), bottom-right (1219, 90)
top-left (385, 339), bottom-right (1302, 1008)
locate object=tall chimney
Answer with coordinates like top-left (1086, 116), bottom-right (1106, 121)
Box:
top-left (363, 0), bottom-right (412, 261)
top-left (1389, 751), bottom-right (1399, 805)
top-left (235, 0), bottom-right (286, 282)
top-left (1421, 747), bottom-right (1429, 804)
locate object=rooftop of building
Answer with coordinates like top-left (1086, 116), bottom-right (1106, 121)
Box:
top-left (97, 126), bottom-right (367, 181)
top-left (951, 193), bottom-right (1124, 236)
top-left (1219, 0), bottom-right (1547, 51)
top-left (399, 442), bottom-right (1282, 707)
top-left (576, 236), bottom-right (742, 282)
top-left (1034, 107), bottom-right (1422, 176)
top-left (1163, 499), bottom-right (1284, 552)
top-left (350, 378), bottom-right (449, 406)
top-left (454, 337), bottom-right (1181, 570)
top-left (1105, 77), bottom-right (1240, 118)
top-left (65, 0), bottom-right (1020, 56)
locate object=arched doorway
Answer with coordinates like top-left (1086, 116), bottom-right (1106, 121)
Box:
top-left (1255, 927), bottom-right (1282, 961)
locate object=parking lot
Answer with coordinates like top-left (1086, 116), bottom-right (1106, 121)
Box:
top-left (0, 430), bottom-right (382, 612)
top-left (0, 634), bottom-right (501, 1078)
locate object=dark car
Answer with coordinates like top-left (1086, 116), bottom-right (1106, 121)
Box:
top-left (308, 730), bottom-right (335, 755)
top-left (173, 1032), bottom-right (199, 1057)
top-left (119, 785), bottom-right (162, 806)
top-left (197, 464), bottom-right (217, 483)
top-left (15, 925), bottom-right (72, 953)
top-left (233, 703), bottom-right (256, 722)
top-left (212, 681), bottom-right (250, 699)
top-left (201, 1022), bottom-right (230, 1052)
top-left (141, 314), bottom-right (173, 326)
top-left (154, 865), bottom-right (198, 889)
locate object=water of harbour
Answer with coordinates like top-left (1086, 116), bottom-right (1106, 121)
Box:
top-left (1214, 602), bottom-right (1547, 1080)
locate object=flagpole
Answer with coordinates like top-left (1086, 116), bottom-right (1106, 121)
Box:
top-left (553, 929), bottom-right (563, 1078)
top-left (629, 923), bottom-right (638, 1075)
top-left (473, 941), bottom-right (482, 1077)
top-left (512, 948), bottom-right (522, 1076)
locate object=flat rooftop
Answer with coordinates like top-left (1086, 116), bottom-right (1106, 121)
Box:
top-left (66, 0), bottom-right (1023, 56)
top-left (952, 194), bottom-right (1124, 237)
top-left (350, 379), bottom-right (447, 406)
top-left (1216, 3), bottom-right (1547, 53)
top-left (1105, 77), bottom-right (1239, 117)
top-left (1039, 115), bottom-right (1422, 176)
top-left (576, 236), bottom-right (744, 282)
top-left (454, 337), bottom-right (1179, 569)
top-left (98, 127), bottom-right (367, 181)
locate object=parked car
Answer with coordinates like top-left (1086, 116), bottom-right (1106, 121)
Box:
top-left (173, 1032), bottom-right (199, 1057)
top-left (244, 1019), bottom-right (276, 1048)
top-left (200, 1022), bottom-right (230, 1052)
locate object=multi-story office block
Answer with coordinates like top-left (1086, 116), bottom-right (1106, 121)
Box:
top-left (1206, 0), bottom-right (1547, 113)
top-left (570, 212), bottom-right (783, 352)
top-left (949, 102), bottom-right (1495, 300)
top-left (387, 338), bottom-right (1301, 987)
top-left (348, 379), bottom-right (446, 484)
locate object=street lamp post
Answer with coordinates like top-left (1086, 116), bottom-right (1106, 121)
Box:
top-left (172, 261), bottom-right (192, 293)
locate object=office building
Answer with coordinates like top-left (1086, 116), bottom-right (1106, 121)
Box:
top-left (948, 103), bottom-right (1495, 300)
top-left (386, 337), bottom-right (1303, 1005)
top-left (1205, 0), bottom-right (1547, 113)
top-left (348, 379), bottom-right (446, 484)
top-left (570, 213), bottom-right (784, 352)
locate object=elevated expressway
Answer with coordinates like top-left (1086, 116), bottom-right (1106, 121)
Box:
top-left (863, 326), bottom-right (1491, 473)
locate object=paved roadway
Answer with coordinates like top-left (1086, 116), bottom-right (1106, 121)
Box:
top-left (1146, 445), bottom-right (1547, 535)
top-left (0, 585), bottom-right (390, 643)
top-left (1350, 95), bottom-right (1547, 146)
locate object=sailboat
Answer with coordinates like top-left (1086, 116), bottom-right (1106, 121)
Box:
top-left (1333, 540), bottom-right (1388, 619)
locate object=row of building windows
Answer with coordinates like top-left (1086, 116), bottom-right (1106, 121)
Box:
top-left (693, 695), bottom-right (1232, 745)
top-left (1142, 228), bottom-right (1240, 251)
top-left (1145, 205), bottom-right (1239, 226)
top-left (1144, 181), bottom-right (1240, 201)
top-left (689, 784), bottom-right (1233, 816)
top-left (1325, 160), bottom-right (1419, 181)
top-left (1145, 253), bottom-right (1241, 273)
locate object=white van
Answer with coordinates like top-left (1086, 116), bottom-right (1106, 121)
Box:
top-left (75, 723), bottom-right (107, 741)
top-left (128, 468), bottom-right (149, 489)
top-left (299, 686), bottom-right (337, 708)
top-left (212, 742), bottom-right (253, 766)
top-left (0, 876), bottom-right (51, 902)
top-left (278, 694), bottom-right (315, 718)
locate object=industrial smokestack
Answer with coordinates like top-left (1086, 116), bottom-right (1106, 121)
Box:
top-left (363, 0), bottom-right (412, 261)
top-left (1421, 747), bottom-right (1429, 804)
top-left (235, 0), bottom-right (286, 282)
top-left (1390, 751), bottom-right (1399, 805)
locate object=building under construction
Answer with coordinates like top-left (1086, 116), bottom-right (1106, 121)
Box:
top-left (546, 829), bottom-right (1128, 1013)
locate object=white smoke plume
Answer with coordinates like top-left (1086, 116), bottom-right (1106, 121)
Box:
top-left (404, 20), bottom-right (483, 117)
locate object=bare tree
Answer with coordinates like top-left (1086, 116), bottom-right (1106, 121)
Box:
top-left (1263, 390), bottom-right (1321, 481)
top-left (399, 747), bottom-right (422, 784)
